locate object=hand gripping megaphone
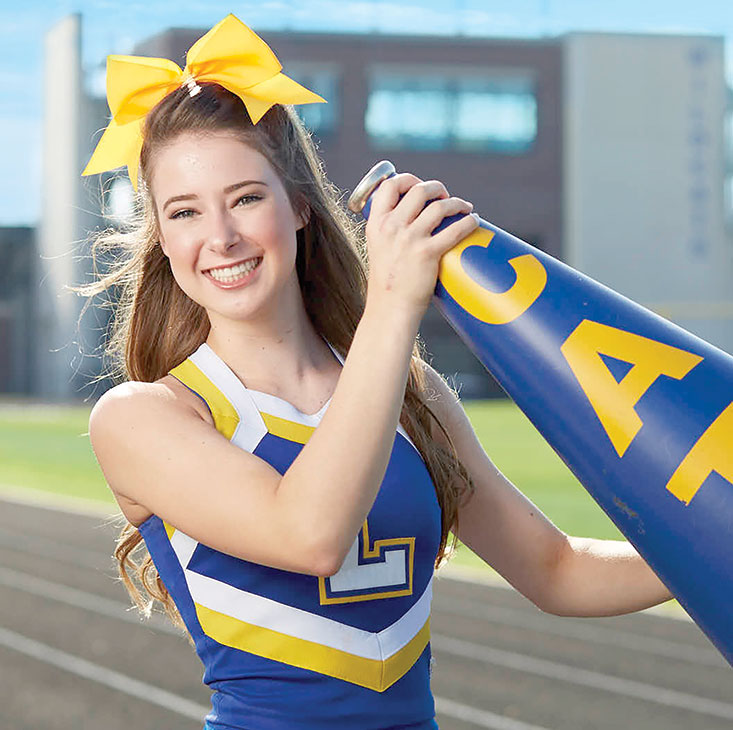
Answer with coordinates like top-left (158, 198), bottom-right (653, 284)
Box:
top-left (348, 160), bottom-right (733, 665)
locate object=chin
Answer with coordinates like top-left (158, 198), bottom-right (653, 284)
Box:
top-left (207, 297), bottom-right (272, 325)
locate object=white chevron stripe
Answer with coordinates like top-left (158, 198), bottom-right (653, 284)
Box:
top-left (169, 529), bottom-right (197, 567)
top-left (189, 343), bottom-right (267, 451)
top-left (174, 534), bottom-right (432, 660)
top-left (248, 388), bottom-right (330, 423)
top-left (193, 341), bottom-right (420, 452)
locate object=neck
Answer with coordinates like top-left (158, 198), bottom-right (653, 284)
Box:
top-left (204, 286), bottom-right (335, 393)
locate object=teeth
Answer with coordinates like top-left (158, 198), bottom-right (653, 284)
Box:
top-left (208, 258), bottom-right (260, 282)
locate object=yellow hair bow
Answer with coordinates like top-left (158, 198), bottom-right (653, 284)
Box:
top-left (82, 13), bottom-right (326, 190)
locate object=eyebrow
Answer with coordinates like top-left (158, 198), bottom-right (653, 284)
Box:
top-left (162, 180), bottom-right (269, 211)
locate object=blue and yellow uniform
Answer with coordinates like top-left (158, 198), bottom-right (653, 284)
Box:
top-left (137, 342), bottom-right (443, 729)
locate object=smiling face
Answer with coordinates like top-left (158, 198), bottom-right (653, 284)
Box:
top-left (150, 130), bottom-right (308, 325)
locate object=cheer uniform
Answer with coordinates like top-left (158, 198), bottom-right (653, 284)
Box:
top-left (137, 341), bottom-right (442, 729)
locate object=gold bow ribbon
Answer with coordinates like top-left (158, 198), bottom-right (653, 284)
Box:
top-left (82, 13), bottom-right (326, 190)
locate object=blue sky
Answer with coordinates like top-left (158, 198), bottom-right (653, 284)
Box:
top-left (4, 0), bottom-right (733, 226)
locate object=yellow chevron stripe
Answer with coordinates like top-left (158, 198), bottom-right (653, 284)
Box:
top-left (260, 412), bottom-right (316, 444)
top-left (195, 602), bottom-right (430, 692)
top-left (163, 521), bottom-right (175, 540)
top-left (169, 359), bottom-right (239, 441)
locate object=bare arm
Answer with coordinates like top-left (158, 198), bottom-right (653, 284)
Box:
top-left (423, 365), bottom-right (673, 617)
top-left (91, 299), bottom-right (420, 576)
top-left (90, 174), bottom-right (479, 577)
top-left (543, 536), bottom-right (672, 617)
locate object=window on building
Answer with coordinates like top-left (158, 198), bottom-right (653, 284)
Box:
top-left (286, 64), bottom-right (339, 136)
top-left (365, 69), bottom-right (537, 153)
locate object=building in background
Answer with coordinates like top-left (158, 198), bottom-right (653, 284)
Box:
top-left (0, 227), bottom-right (35, 394)
top-left (123, 28), bottom-right (564, 397)
top-left (30, 16), bottom-right (733, 399)
top-left (563, 33), bottom-right (733, 350)
top-left (35, 14), bottom-right (108, 400)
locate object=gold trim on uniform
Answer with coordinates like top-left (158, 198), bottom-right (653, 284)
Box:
top-left (260, 411), bottom-right (316, 444)
top-left (195, 602), bottom-right (430, 692)
top-left (169, 359), bottom-right (240, 440)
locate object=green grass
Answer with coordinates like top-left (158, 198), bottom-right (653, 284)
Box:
top-left (462, 399), bottom-right (623, 540)
top-left (453, 399), bottom-right (624, 572)
top-left (0, 402), bottom-right (114, 504)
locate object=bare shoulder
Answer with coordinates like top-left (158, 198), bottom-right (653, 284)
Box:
top-left (88, 376), bottom-right (214, 525)
top-left (89, 375), bottom-right (212, 436)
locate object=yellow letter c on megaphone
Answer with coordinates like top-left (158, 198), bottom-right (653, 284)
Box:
top-left (438, 227), bottom-right (547, 325)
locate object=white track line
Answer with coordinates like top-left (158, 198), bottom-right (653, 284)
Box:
top-left (0, 564), bottom-right (530, 730)
top-left (0, 565), bottom-right (179, 635)
top-left (433, 596), bottom-right (723, 667)
top-left (0, 486), bottom-right (117, 518)
top-left (0, 626), bottom-right (209, 721)
top-left (0, 621), bottom-right (545, 730)
top-left (431, 635), bottom-right (733, 721)
top-left (0, 527), bottom-right (107, 569)
top-left (2, 563), bottom-right (731, 722)
top-left (434, 698), bottom-right (550, 730)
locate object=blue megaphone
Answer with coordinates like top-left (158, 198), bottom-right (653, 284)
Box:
top-left (348, 160), bottom-right (733, 666)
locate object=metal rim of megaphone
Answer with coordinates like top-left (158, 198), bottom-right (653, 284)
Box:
top-left (347, 160), bottom-right (396, 213)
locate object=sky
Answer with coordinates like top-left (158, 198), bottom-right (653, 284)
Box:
top-left (3, 0), bottom-right (733, 226)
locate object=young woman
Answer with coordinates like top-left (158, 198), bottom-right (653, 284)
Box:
top-left (83, 14), bottom-right (673, 730)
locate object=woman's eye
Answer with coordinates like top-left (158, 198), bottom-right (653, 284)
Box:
top-left (169, 195), bottom-right (260, 220)
top-left (236, 194), bottom-right (262, 206)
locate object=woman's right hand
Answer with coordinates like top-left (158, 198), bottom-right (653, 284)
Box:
top-left (364, 173), bottom-right (479, 319)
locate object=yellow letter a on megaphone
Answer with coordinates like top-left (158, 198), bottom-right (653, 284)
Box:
top-left (561, 320), bottom-right (703, 457)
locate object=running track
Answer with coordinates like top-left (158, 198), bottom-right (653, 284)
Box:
top-left (0, 494), bottom-right (729, 730)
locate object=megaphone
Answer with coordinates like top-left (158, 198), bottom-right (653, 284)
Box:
top-left (348, 160), bottom-right (733, 666)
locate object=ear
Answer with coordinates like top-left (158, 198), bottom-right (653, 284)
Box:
top-left (295, 204), bottom-right (311, 232)
top-left (159, 236), bottom-right (169, 258)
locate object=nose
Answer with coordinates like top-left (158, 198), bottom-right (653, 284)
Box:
top-left (206, 208), bottom-right (241, 251)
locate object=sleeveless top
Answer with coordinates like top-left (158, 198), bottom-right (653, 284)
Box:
top-left (137, 341), bottom-right (442, 729)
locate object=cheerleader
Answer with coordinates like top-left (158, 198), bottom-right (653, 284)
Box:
top-left (83, 14), bottom-right (672, 729)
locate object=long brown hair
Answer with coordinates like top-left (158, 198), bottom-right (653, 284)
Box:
top-left (80, 83), bottom-right (473, 625)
